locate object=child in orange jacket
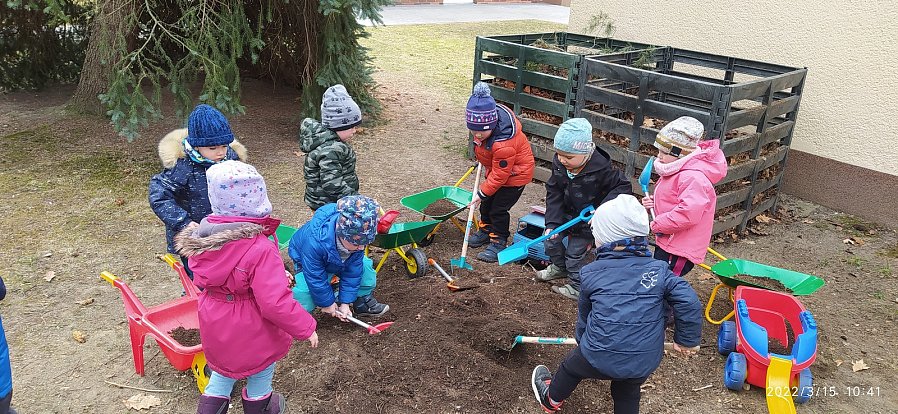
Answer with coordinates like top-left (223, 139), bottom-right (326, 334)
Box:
top-left (465, 82), bottom-right (535, 262)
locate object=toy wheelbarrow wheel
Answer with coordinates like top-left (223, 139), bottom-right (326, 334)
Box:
top-left (404, 248), bottom-right (428, 278)
top-left (192, 352), bottom-right (212, 394)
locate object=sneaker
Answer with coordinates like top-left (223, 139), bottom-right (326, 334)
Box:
top-left (551, 283), bottom-right (579, 300)
top-left (467, 229), bottom-right (492, 248)
top-left (534, 264), bottom-right (568, 282)
top-left (531, 365), bottom-right (563, 412)
top-left (353, 294), bottom-right (390, 317)
top-left (476, 241), bottom-right (506, 263)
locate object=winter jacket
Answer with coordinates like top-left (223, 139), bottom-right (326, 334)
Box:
top-left (576, 249), bottom-right (703, 379)
top-left (148, 129), bottom-right (247, 253)
top-left (175, 216), bottom-right (317, 379)
top-left (287, 203), bottom-right (365, 307)
top-left (300, 118), bottom-right (360, 210)
top-left (472, 104), bottom-right (535, 198)
top-left (652, 140), bottom-right (728, 264)
top-left (545, 148), bottom-right (631, 237)
top-left (0, 276), bottom-right (11, 398)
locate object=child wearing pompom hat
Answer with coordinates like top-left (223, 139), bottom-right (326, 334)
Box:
top-left (175, 160), bottom-right (318, 414)
top-left (641, 116), bottom-right (728, 275)
top-left (288, 194), bottom-right (390, 318)
top-left (530, 195), bottom-right (702, 414)
top-left (299, 84), bottom-right (364, 211)
top-left (535, 118), bottom-right (631, 300)
top-left (465, 82), bottom-right (535, 263)
top-left (149, 104), bottom-right (247, 278)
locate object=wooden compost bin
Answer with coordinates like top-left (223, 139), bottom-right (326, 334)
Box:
top-left (576, 47), bottom-right (807, 234)
top-left (472, 32), bottom-right (659, 182)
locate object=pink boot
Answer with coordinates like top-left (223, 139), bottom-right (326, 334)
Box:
top-left (241, 388), bottom-right (286, 414)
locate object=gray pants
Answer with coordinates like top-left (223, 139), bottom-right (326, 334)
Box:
top-left (544, 233), bottom-right (593, 289)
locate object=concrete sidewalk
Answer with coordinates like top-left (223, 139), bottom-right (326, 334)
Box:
top-left (364, 3), bottom-right (569, 26)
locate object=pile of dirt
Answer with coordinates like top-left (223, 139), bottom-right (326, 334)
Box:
top-left (170, 327), bottom-right (201, 347)
top-left (422, 198), bottom-right (462, 218)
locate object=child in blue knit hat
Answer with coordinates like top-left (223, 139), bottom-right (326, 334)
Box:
top-left (287, 195), bottom-right (390, 318)
top-left (149, 104), bottom-right (247, 279)
top-left (535, 118), bottom-right (631, 300)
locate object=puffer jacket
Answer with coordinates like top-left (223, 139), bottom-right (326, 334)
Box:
top-left (148, 128), bottom-right (246, 252)
top-left (576, 248), bottom-right (703, 379)
top-left (287, 203), bottom-right (365, 307)
top-left (652, 139), bottom-right (728, 264)
top-left (175, 216), bottom-right (317, 378)
top-left (472, 104), bottom-right (535, 198)
top-left (0, 276), bottom-right (11, 398)
top-left (299, 118), bottom-right (360, 210)
top-left (544, 147), bottom-right (631, 237)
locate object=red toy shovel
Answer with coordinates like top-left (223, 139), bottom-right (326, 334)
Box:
top-left (337, 311), bottom-right (394, 335)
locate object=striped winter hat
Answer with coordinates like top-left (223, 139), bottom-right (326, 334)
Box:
top-left (465, 82), bottom-right (498, 131)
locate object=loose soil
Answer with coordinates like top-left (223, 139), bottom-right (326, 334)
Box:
top-left (169, 327), bottom-right (201, 348)
top-left (1, 74), bottom-right (897, 414)
top-left (731, 275), bottom-right (790, 292)
top-left (422, 198), bottom-right (463, 218)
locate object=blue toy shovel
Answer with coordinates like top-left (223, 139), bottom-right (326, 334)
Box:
top-left (638, 156), bottom-right (656, 218)
top-left (497, 205), bottom-right (595, 265)
top-left (451, 163), bottom-right (482, 271)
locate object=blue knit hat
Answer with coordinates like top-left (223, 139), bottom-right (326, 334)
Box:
top-left (335, 195), bottom-right (380, 246)
top-left (466, 82), bottom-right (498, 131)
top-left (554, 118), bottom-right (595, 154)
top-left (186, 104), bottom-right (235, 148)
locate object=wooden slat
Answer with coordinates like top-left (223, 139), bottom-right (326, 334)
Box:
top-left (523, 47), bottom-right (579, 70)
top-left (594, 140), bottom-right (630, 164)
top-left (533, 165), bottom-right (552, 183)
top-left (581, 85), bottom-right (639, 113)
top-left (765, 95), bottom-right (801, 120)
top-left (529, 141), bottom-right (556, 163)
top-left (519, 93), bottom-right (568, 117)
top-left (477, 60), bottom-right (519, 81)
top-left (521, 71), bottom-right (570, 94)
top-left (722, 133), bottom-right (762, 156)
top-left (719, 159), bottom-right (758, 185)
top-left (713, 210), bottom-right (746, 234)
top-left (726, 105), bottom-right (766, 130)
top-left (716, 186), bottom-right (751, 210)
top-left (520, 118), bottom-right (561, 139)
top-left (477, 37), bottom-right (526, 57)
top-left (580, 109), bottom-right (636, 139)
top-left (643, 98), bottom-right (711, 125)
top-left (731, 70), bottom-right (806, 101)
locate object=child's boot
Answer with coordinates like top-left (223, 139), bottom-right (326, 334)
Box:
top-left (534, 264), bottom-right (567, 282)
top-left (196, 394), bottom-right (230, 414)
top-left (241, 389), bottom-right (285, 414)
top-left (353, 294), bottom-right (390, 317)
top-left (551, 283), bottom-right (579, 300)
top-left (531, 365), bottom-right (563, 412)
top-left (467, 223), bottom-right (491, 248)
top-left (476, 236), bottom-right (506, 263)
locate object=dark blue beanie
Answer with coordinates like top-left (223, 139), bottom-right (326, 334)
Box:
top-left (187, 104), bottom-right (235, 147)
top-left (466, 82), bottom-right (498, 131)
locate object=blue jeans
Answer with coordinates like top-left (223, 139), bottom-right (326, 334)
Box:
top-left (292, 256), bottom-right (378, 312)
top-left (203, 363), bottom-right (275, 399)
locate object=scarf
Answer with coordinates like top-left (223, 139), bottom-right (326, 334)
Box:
top-left (596, 236), bottom-right (651, 257)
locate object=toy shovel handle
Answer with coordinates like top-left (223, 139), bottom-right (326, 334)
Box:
top-left (497, 205), bottom-right (594, 265)
top-left (336, 311), bottom-right (371, 329)
top-left (542, 205), bottom-right (595, 240)
top-left (428, 258), bottom-right (455, 283)
top-left (516, 336), bottom-right (578, 345)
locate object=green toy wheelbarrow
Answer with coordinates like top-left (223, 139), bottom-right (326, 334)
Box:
top-left (701, 247), bottom-right (825, 325)
top-left (400, 166), bottom-right (477, 246)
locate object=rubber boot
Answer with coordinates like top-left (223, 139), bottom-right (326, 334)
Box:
top-left (242, 388), bottom-right (286, 414)
top-left (197, 394), bottom-right (230, 414)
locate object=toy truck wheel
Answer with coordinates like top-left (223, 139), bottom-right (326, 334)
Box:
top-left (192, 353), bottom-right (211, 394)
top-left (794, 368), bottom-right (813, 404)
top-left (723, 352), bottom-right (748, 391)
top-left (418, 233), bottom-right (436, 247)
top-left (405, 248), bottom-right (428, 278)
top-left (717, 321), bottom-right (737, 355)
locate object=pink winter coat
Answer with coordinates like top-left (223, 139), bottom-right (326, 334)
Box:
top-left (175, 215), bottom-right (317, 378)
top-left (651, 140), bottom-right (728, 264)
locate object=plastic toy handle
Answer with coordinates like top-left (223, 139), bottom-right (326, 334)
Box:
top-left (160, 254), bottom-right (179, 267)
top-left (100, 271), bottom-right (119, 286)
top-left (547, 205), bottom-right (595, 237)
top-left (428, 258), bottom-right (455, 283)
top-left (516, 336), bottom-right (577, 345)
top-left (707, 247), bottom-right (728, 261)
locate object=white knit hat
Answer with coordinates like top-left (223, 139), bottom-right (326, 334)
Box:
top-left (654, 116), bottom-right (704, 157)
top-left (590, 195), bottom-right (650, 245)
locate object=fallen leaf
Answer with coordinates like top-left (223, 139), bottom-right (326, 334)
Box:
top-left (843, 238), bottom-right (856, 245)
top-left (72, 330), bottom-right (87, 343)
top-left (744, 240), bottom-right (756, 245)
top-left (77, 298), bottom-right (95, 306)
top-left (44, 271), bottom-right (56, 282)
top-left (802, 219), bottom-right (815, 224)
top-left (755, 214), bottom-right (772, 223)
top-left (834, 359), bottom-right (843, 366)
top-left (851, 359), bottom-right (869, 372)
top-left (123, 394), bottom-right (161, 410)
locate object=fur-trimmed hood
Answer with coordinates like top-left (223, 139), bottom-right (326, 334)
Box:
top-left (158, 128), bottom-right (248, 169)
top-left (175, 220), bottom-right (265, 257)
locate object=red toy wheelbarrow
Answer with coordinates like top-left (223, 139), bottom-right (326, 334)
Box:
top-left (100, 254), bottom-right (210, 392)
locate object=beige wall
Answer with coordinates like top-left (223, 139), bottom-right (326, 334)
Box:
top-left (570, 1), bottom-right (898, 176)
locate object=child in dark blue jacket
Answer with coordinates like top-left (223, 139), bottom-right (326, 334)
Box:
top-left (0, 276), bottom-right (17, 414)
top-left (531, 195), bottom-right (703, 414)
top-left (148, 104), bottom-right (247, 277)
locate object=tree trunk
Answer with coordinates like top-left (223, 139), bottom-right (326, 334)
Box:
top-left (70, 0), bottom-right (131, 115)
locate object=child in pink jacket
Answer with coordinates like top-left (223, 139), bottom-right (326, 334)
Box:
top-left (641, 116), bottom-right (728, 276)
top-left (176, 160), bottom-right (318, 414)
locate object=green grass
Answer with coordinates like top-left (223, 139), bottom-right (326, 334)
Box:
top-left (835, 214), bottom-right (878, 237)
top-left (879, 243), bottom-right (898, 259)
top-left (363, 20), bottom-right (566, 106)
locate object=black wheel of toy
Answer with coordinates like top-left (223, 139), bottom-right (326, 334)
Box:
top-left (405, 248), bottom-right (428, 278)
